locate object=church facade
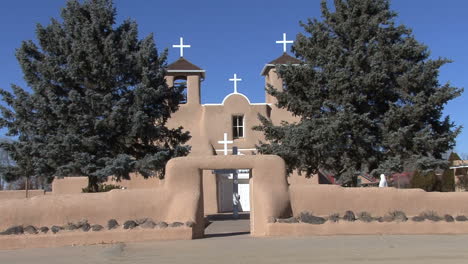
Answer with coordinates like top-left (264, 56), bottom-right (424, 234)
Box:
top-left (163, 49), bottom-right (325, 214)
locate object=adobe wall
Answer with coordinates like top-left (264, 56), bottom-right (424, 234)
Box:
top-left (0, 188), bottom-right (197, 231)
top-left (165, 155), bottom-right (290, 236)
top-left (104, 173), bottom-right (164, 189)
top-left (289, 185), bottom-right (468, 216)
top-left (0, 190), bottom-right (45, 200)
top-left (202, 94), bottom-right (269, 152)
top-left (51, 177), bottom-right (88, 195)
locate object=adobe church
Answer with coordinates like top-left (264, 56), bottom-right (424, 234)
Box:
top-left (158, 35), bottom-right (330, 215)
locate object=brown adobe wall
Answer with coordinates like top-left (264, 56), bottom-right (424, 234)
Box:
top-left (104, 173), bottom-right (164, 189)
top-left (266, 222), bottom-right (468, 237)
top-left (51, 177), bottom-right (88, 195)
top-left (0, 188), bottom-right (199, 231)
top-left (290, 185), bottom-right (468, 217)
top-left (0, 190), bottom-right (45, 200)
top-left (265, 184), bottom-right (468, 237)
top-left (0, 227), bottom-right (192, 250)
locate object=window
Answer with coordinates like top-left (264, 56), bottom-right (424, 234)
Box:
top-left (174, 78), bottom-right (187, 104)
top-left (232, 115), bottom-right (244, 139)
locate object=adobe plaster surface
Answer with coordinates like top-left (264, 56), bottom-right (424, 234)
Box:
top-left (0, 190), bottom-right (45, 200)
top-left (290, 185), bottom-right (468, 216)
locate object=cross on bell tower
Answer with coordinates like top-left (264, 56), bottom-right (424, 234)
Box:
top-left (275, 33), bottom-right (294, 53)
top-left (172, 37), bottom-right (191, 57)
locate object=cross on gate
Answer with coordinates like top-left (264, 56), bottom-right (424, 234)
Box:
top-left (217, 133), bottom-right (233, 155)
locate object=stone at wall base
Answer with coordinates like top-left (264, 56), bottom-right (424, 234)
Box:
top-left (0, 227), bottom-right (193, 250)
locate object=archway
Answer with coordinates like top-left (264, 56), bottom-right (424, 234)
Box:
top-left (164, 155), bottom-right (290, 238)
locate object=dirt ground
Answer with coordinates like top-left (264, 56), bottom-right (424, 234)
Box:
top-left (2, 217), bottom-right (468, 263)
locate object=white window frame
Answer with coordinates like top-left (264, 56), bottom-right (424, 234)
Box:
top-left (232, 115), bottom-right (244, 139)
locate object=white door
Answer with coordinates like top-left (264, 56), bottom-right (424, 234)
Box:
top-left (238, 180), bottom-right (250, 212)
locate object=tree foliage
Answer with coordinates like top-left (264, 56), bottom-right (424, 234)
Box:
top-left (410, 170), bottom-right (436, 192)
top-left (255, 0), bottom-right (462, 184)
top-left (0, 0), bottom-right (190, 190)
top-left (441, 168), bottom-right (455, 192)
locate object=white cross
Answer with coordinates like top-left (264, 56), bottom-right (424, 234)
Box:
top-left (172, 37), bottom-right (191, 57)
top-left (217, 133), bottom-right (233, 155)
top-left (229, 73), bottom-right (242, 94)
top-left (276, 33), bottom-right (294, 53)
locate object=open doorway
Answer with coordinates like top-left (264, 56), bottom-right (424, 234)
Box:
top-left (204, 168), bottom-right (251, 237)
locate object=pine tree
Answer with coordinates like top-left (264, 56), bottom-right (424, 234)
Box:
top-left (255, 0), bottom-right (462, 184)
top-left (0, 0), bottom-right (190, 191)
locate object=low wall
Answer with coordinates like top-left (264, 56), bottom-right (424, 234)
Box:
top-left (51, 177), bottom-right (88, 195)
top-left (290, 185), bottom-right (468, 216)
top-left (0, 190), bottom-right (45, 200)
top-left (104, 173), bottom-right (164, 189)
top-left (0, 188), bottom-right (197, 230)
top-left (263, 185), bottom-right (468, 237)
top-left (267, 222), bottom-right (468, 237)
top-left (0, 227), bottom-right (192, 250)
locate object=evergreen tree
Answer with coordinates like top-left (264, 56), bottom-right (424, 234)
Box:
top-left (410, 170), bottom-right (436, 192)
top-left (441, 168), bottom-right (455, 192)
top-left (0, 0), bottom-right (190, 191)
top-left (255, 0), bottom-right (462, 184)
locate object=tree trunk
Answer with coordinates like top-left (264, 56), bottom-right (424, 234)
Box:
top-left (88, 176), bottom-right (99, 193)
top-left (25, 177), bottom-right (29, 198)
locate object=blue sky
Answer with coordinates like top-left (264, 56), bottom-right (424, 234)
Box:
top-left (0, 0), bottom-right (467, 153)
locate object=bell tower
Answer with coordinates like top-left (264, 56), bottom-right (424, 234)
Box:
top-left (261, 33), bottom-right (302, 105)
top-left (261, 53), bottom-right (302, 105)
top-left (165, 37), bottom-right (205, 105)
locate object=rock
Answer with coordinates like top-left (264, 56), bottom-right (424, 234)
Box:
top-left (455, 215), bottom-right (468, 222)
top-left (123, 220), bottom-right (138, 229)
top-left (157, 222), bottom-right (168, 229)
top-left (91, 224), bottom-right (103, 232)
top-left (1, 226), bottom-right (24, 235)
top-left (390, 211), bottom-right (408, 222)
top-left (76, 219), bottom-right (88, 228)
top-left (267, 217), bottom-right (276, 223)
top-left (381, 215), bottom-right (395, 222)
top-left (358, 212), bottom-right (373, 223)
top-left (24, 225), bottom-right (38, 234)
top-left (444, 215), bottom-right (455, 222)
top-left (64, 223), bottom-right (78, 231)
top-left (298, 212), bottom-right (326, 224)
top-left (51, 226), bottom-right (63, 234)
top-left (277, 217), bottom-right (299, 224)
top-left (140, 220), bottom-right (156, 229)
top-left (412, 216), bottom-right (425, 222)
top-left (136, 218), bottom-right (149, 225)
top-left (343, 211), bottom-right (356, 222)
top-left (39, 226), bottom-right (49, 234)
top-left (108, 219), bottom-right (119, 230)
top-left (185, 221), bottom-right (195, 227)
top-left (328, 213), bottom-right (340, 223)
top-left (81, 223), bottom-right (91, 232)
top-left (423, 212), bottom-right (442, 222)
top-left (169, 222), bottom-right (184, 227)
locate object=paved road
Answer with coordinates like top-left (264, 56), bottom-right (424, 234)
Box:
top-left (2, 216), bottom-right (468, 264)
